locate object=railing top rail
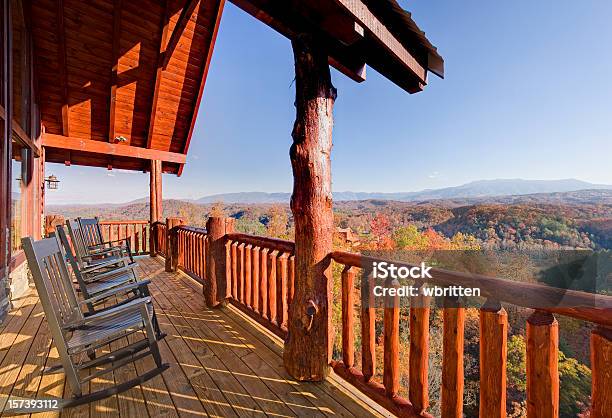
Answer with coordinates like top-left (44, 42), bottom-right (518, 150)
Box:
top-left (177, 225), bottom-right (207, 233)
top-left (100, 219), bottom-right (149, 224)
top-left (226, 233), bottom-right (295, 253)
top-left (331, 250), bottom-right (612, 327)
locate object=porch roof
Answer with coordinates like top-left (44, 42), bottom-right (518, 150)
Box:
top-left (30, 0), bottom-right (443, 174)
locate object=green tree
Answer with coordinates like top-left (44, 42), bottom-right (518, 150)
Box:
top-left (392, 225), bottom-right (428, 249)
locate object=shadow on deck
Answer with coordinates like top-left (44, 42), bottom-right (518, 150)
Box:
top-left (0, 257), bottom-right (384, 418)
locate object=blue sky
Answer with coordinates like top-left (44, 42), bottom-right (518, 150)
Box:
top-left (47, 0), bottom-right (612, 204)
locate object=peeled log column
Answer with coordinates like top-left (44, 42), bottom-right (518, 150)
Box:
top-left (149, 159), bottom-right (162, 256)
top-left (283, 33), bottom-right (336, 381)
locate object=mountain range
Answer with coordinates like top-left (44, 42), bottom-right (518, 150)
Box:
top-left (194, 179), bottom-right (611, 204)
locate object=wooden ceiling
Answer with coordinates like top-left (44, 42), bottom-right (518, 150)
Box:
top-left (31, 0), bottom-right (225, 175)
top-left (30, 0), bottom-right (442, 175)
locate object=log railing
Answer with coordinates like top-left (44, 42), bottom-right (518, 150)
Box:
top-left (99, 220), bottom-right (150, 255)
top-left (176, 226), bottom-right (207, 280)
top-left (225, 233), bottom-right (295, 339)
top-left (157, 221), bottom-right (611, 417)
top-left (330, 250), bottom-right (612, 418)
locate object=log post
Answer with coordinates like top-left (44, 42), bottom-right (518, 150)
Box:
top-left (409, 284), bottom-right (430, 413)
top-left (204, 216), bottom-right (234, 307)
top-left (442, 300), bottom-right (465, 418)
top-left (526, 310), bottom-right (559, 418)
top-left (591, 326), bottom-right (612, 418)
top-left (283, 33), bottom-right (336, 381)
top-left (165, 217), bottom-right (184, 272)
top-left (149, 159), bottom-right (162, 256)
top-left (44, 214), bottom-right (65, 237)
top-left (479, 301), bottom-right (508, 418)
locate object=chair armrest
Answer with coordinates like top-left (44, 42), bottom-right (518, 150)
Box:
top-left (74, 296), bottom-right (152, 326)
top-left (78, 279), bottom-right (152, 306)
top-left (83, 263), bottom-right (137, 282)
top-left (81, 257), bottom-right (131, 273)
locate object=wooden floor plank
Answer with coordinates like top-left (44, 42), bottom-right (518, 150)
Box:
top-left (148, 268), bottom-right (298, 418)
top-left (0, 257), bottom-right (382, 418)
top-left (167, 259), bottom-right (378, 418)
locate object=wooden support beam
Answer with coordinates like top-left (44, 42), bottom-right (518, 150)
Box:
top-left (178, 0), bottom-right (226, 175)
top-left (42, 133), bottom-right (187, 164)
top-left (108, 0), bottom-right (122, 143)
top-left (162, 0), bottom-right (199, 69)
top-left (165, 217), bottom-right (185, 272)
top-left (283, 34), bottom-right (336, 381)
top-left (146, 0), bottom-right (171, 150)
top-left (204, 216), bottom-right (234, 307)
top-left (56, 0), bottom-right (69, 137)
top-left (332, 0), bottom-right (427, 83)
top-left (441, 304), bottom-right (465, 418)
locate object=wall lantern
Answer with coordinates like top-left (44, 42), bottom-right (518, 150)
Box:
top-left (45, 175), bottom-right (60, 190)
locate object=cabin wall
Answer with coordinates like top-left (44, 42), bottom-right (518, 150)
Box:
top-left (0, 0), bottom-right (43, 323)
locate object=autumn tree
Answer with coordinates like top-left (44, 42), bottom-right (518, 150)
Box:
top-left (267, 205), bottom-right (288, 238)
top-left (209, 201), bottom-right (225, 217)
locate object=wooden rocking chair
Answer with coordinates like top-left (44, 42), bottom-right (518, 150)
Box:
top-left (22, 236), bottom-right (169, 406)
top-left (66, 219), bottom-right (126, 270)
top-left (56, 225), bottom-right (164, 337)
top-left (78, 217), bottom-right (134, 262)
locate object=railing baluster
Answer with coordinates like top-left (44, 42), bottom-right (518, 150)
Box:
top-left (591, 326), bottom-right (612, 418)
top-left (238, 243), bottom-right (245, 303)
top-left (384, 277), bottom-right (400, 397)
top-left (409, 283), bottom-right (430, 413)
top-left (278, 253), bottom-right (289, 331)
top-left (442, 300), bottom-right (465, 418)
top-left (252, 246), bottom-right (260, 314)
top-left (260, 248), bottom-right (269, 319)
top-left (245, 245), bottom-right (252, 308)
top-left (288, 255), bottom-right (295, 306)
top-left (479, 300), bottom-right (508, 418)
top-left (231, 242), bottom-right (238, 300)
top-left (268, 250), bottom-right (278, 326)
top-left (341, 266), bottom-right (355, 368)
top-left (361, 271), bottom-right (376, 382)
top-left (526, 310), bottom-right (558, 418)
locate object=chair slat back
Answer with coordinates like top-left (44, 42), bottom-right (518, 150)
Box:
top-left (22, 236), bottom-right (83, 329)
top-left (66, 219), bottom-right (90, 265)
top-left (79, 217), bottom-right (104, 248)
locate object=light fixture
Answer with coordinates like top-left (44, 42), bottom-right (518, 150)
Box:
top-left (115, 135), bottom-right (128, 143)
top-left (45, 175), bottom-right (60, 190)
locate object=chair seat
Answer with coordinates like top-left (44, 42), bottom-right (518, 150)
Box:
top-left (85, 272), bottom-right (134, 295)
top-left (86, 254), bottom-right (122, 266)
top-left (67, 310), bottom-right (145, 353)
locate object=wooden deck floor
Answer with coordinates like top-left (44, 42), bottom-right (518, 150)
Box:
top-left (0, 257), bottom-right (385, 418)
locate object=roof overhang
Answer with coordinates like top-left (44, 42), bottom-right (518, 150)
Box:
top-left (230, 0), bottom-right (443, 93)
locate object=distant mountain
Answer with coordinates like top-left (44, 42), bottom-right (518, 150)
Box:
top-left (195, 179), bottom-right (611, 204)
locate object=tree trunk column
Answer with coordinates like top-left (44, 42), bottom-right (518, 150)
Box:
top-left (283, 33), bottom-right (336, 381)
top-left (149, 159), bottom-right (162, 256)
top-left (204, 216), bottom-right (234, 308)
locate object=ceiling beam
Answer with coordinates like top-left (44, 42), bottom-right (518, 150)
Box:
top-left (146, 0), bottom-right (171, 150)
top-left (56, 0), bottom-right (69, 136)
top-left (178, 0), bottom-right (225, 176)
top-left (108, 0), bottom-right (122, 143)
top-left (162, 0), bottom-right (199, 69)
top-left (42, 133), bottom-right (187, 164)
top-left (331, 0), bottom-right (426, 83)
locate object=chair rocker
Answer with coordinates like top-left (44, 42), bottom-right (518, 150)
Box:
top-left (22, 236), bottom-right (169, 407)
